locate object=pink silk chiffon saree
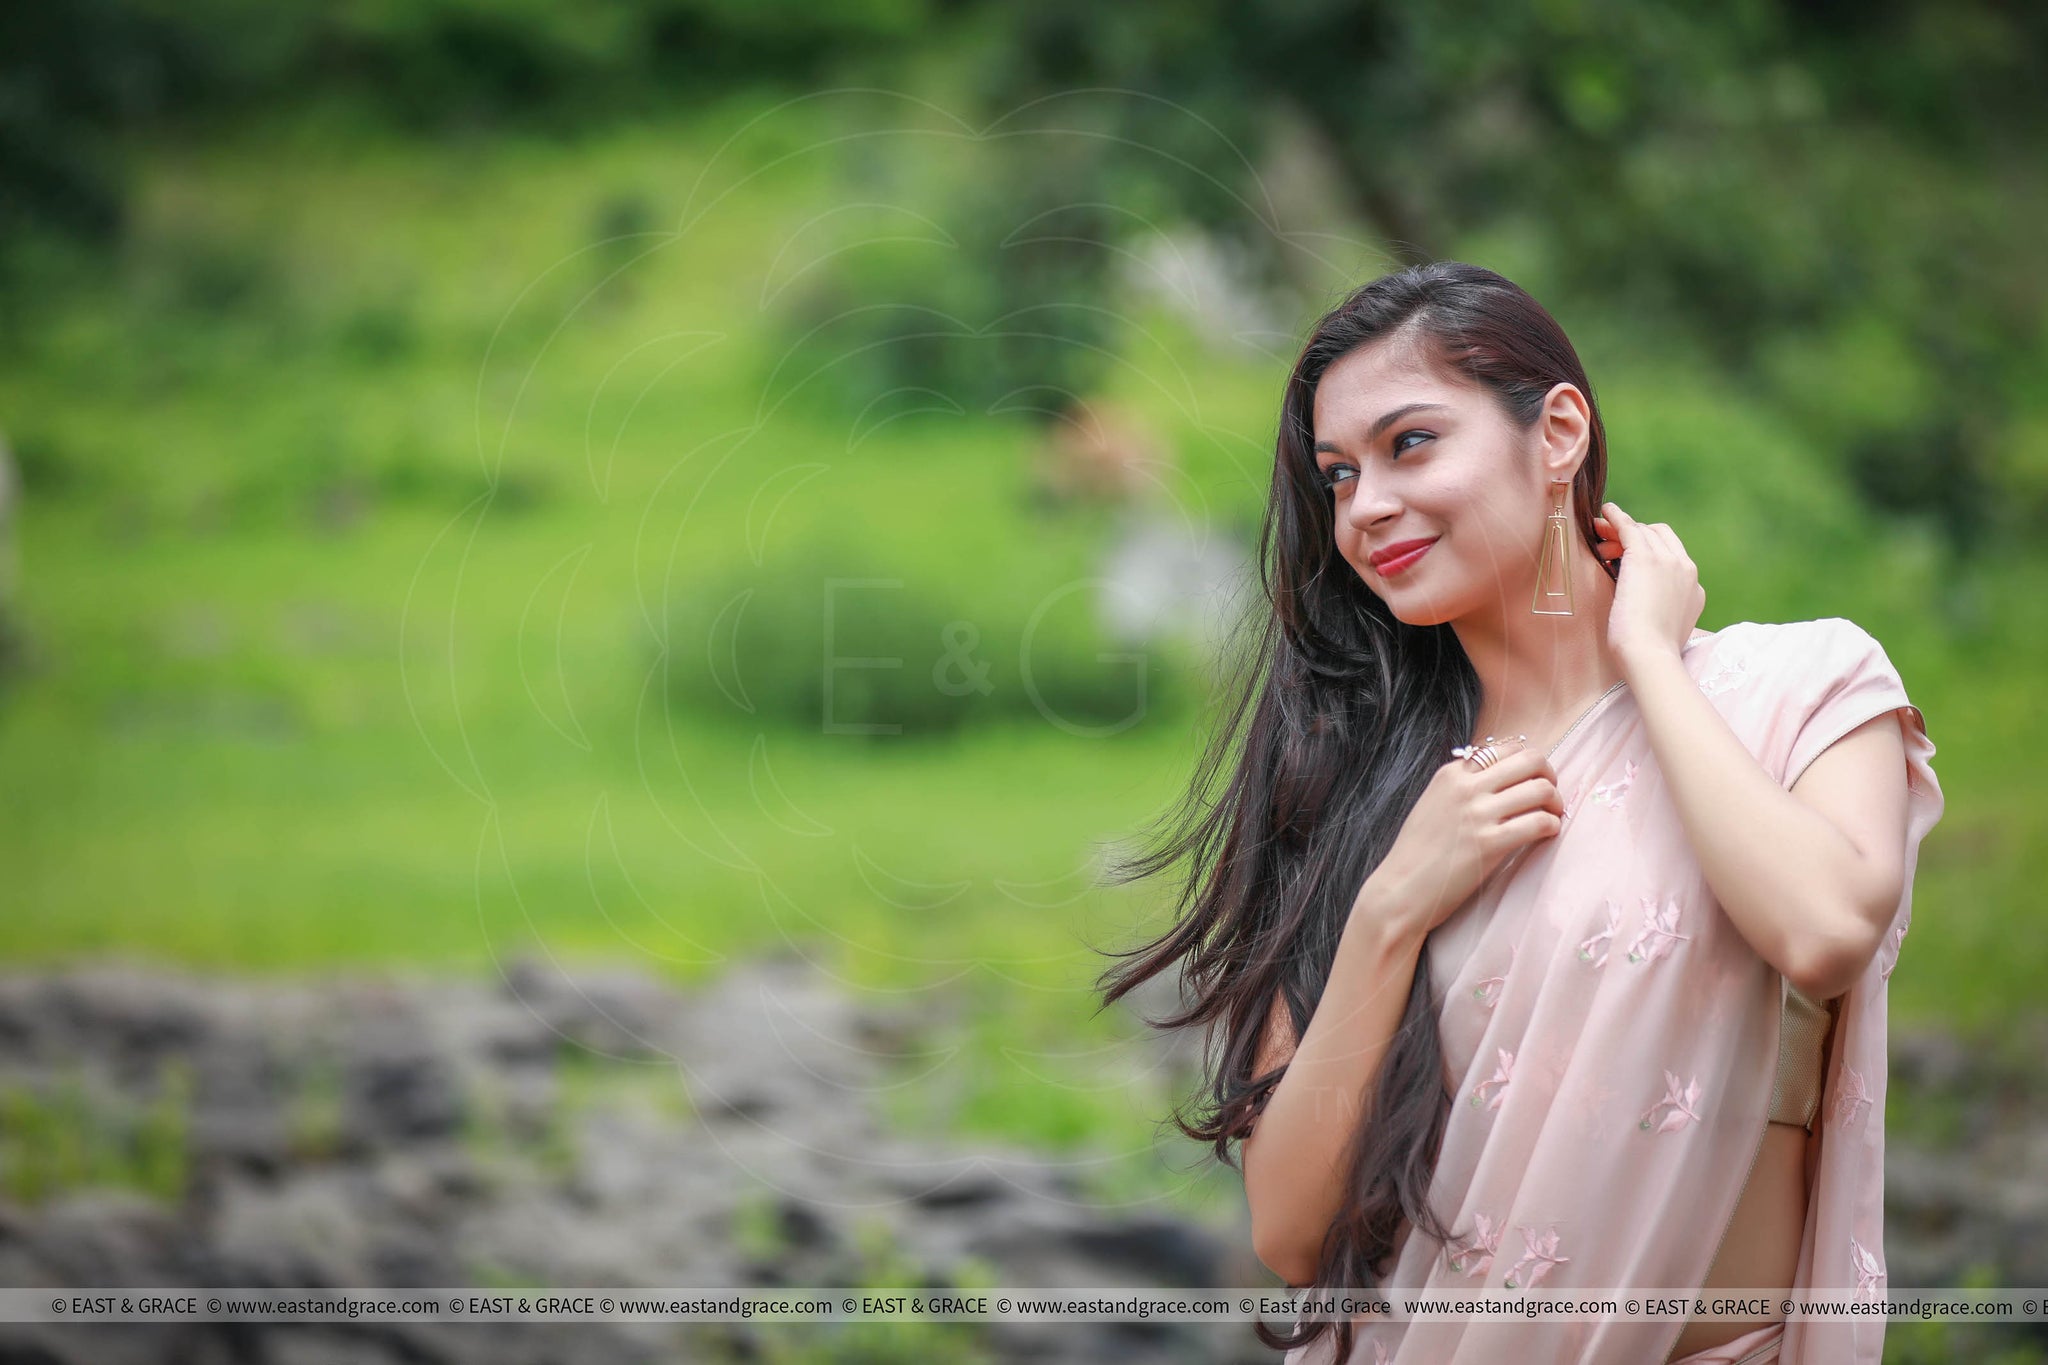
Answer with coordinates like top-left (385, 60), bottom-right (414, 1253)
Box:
top-left (1284, 617), bottom-right (1945, 1365)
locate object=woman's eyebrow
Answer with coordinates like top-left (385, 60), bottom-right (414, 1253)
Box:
top-left (1314, 402), bottom-right (1450, 454)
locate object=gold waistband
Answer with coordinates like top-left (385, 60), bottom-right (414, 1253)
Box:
top-left (1766, 976), bottom-right (1839, 1129)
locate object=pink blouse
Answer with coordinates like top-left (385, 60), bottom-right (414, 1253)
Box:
top-left (1284, 617), bottom-right (1945, 1364)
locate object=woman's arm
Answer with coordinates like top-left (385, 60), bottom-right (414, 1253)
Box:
top-left (1594, 502), bottom-right (1912, 1002)
top-left (1621, 644), bottom-right (1911, 1001)
top-left (1242, 877), bottom-right (1431, 1286)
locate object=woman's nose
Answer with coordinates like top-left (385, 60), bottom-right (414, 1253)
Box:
top-left (1343, 483), bottom-right (1400, 530)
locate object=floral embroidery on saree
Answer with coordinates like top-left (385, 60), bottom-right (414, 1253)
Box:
top-left (1472, 943), bottom-right (1517, 1010)
top-left (1637, 1069), bottom-right (1704, 1133)
top-left (1577, 898), bottom-right (1623, 966)
top-left (1502, 1225), bottom-right (1571, 1289)
top-left (1470, 1048), bottom-right (1515, 1110)
top-left (1589, 758), bottom-right (1638, 809)
top-left (1851, 1236), bottom-right (1886, 1294)
top-left (1625, 894), bottom-right (1692, 964)
top-left (1698, 654), bottom-right (1750, 698)
top-left (1830, 1064), bottom-right (1872, 1127)
top-left (1879, 913), bottom-right (1910, 981)
top-left (1444, 1212), bottom-right (1502, 1277)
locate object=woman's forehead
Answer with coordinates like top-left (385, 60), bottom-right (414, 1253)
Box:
top-left (1318, 335), bottom-right (1467, 406)
top-left (1315, 364), bottom-right (1471, 440)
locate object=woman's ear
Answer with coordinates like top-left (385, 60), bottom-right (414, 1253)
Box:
top-left (1537, 384), bottom-right (1594, 474)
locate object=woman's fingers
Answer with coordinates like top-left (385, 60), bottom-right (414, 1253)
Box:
top-left (1601, 502), bottom-right (1664, 556)
top-left (1608, 502), bottom-right (1681, 554)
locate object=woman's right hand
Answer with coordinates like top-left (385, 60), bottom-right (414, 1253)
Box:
top-left (1361, 738), bottom-right (1565, 936)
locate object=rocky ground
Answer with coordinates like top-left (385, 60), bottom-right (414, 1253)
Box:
top-left (0, 952), bottom-right (1271, 1364)
top-left (0, 954), bottom-right (2042, 1364)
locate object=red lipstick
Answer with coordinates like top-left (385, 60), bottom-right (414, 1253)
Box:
top-left (1370, 536), bottom-right (1439, 577)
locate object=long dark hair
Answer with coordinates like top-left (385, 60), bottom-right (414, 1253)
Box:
top-left (1094, 261), bottom-right (1619, 1359)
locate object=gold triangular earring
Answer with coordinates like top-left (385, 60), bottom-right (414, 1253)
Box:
top-left (1531, 479), bottom-right (1575, 616)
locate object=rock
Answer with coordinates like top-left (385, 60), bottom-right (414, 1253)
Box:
top-left (0, 956), bottom-right (1270, 1364)
top-left (500, 956), bottom-right (680, 1061)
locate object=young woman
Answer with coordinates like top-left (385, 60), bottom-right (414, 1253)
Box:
top-left (1096, 262), bottom-right (1944, 1365)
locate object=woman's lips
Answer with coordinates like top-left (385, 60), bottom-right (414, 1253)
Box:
top-left (1375, 538), bottom-right (1437, 578)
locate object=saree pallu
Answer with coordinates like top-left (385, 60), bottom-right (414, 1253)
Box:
top-left (1283, 618), bottom-right (1944, 1365)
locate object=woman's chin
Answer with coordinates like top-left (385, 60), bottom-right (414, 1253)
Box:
top-left (1378, 593), bottom-right (1460, 628)
top-left (1353, 558), bottom-right (1466, 626)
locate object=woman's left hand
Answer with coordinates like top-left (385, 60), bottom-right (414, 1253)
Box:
top-left (1593, 501), bottom-right (1704, 670)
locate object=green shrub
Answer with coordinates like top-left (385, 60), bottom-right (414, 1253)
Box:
top-left (661, 536), bottom-right (1196, 741)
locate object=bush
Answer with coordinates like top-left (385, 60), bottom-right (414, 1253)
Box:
top-left (660, 535), bottom-right (1197, 741)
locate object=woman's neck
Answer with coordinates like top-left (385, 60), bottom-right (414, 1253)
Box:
top-left (1451, 549), bottom-right (1628, 751)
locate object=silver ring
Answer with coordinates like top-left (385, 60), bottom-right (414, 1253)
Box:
top-left (1452, 733), bottom-right (1525, 770)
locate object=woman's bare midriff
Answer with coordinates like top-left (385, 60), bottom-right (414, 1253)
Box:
top-left (1662, 1120), bottom-right (1814, 1362)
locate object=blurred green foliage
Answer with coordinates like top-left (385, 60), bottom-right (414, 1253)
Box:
top-left (1885, 1262), bottom-right (2048, 1364)
top-left (0, 0), bottom-right (931, 243)
top-left (9, 2), bottom-right (2046, 555)
top-left (0, 1061), bottom-right (192, 1207)
top-left (664, 532), bottom-right (1204, 740)
top-left (0, 2), bottom-right (2038, 1227)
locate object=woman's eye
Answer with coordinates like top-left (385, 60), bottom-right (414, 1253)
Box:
top-left (1320, 433), bottom-right (1428, 489)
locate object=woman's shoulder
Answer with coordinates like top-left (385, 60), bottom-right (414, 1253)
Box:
top-left (1714, 614), bottom-right (1874, 640)
top-left (1693, 617), bottom-right (1928, 790)
top-left (1686, 617), bottom-right (1896, 710)
top-left (1703, 616), bottom-right (1883, 662)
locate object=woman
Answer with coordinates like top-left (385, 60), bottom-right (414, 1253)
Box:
top-left (1095, 262), bottom-right (1943, 1364)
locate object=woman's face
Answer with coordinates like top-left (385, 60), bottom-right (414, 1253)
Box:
top-left (1310, 337), bottom-right (1582, 627)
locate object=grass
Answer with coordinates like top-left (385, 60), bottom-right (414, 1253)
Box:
top-left (742, 1215), bottom-right (1001, 1365)
top-left (1882, 1263), bottom-right (2048, 1364)
top-left (0, 1061), bottom-right (193, 1207)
